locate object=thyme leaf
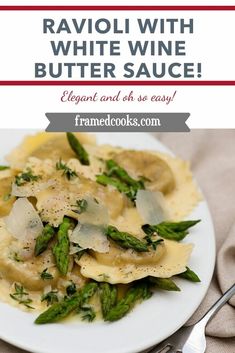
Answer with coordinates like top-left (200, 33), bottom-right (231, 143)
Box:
top-left (10, 283), bottom-right (34, 309)
top-left (56, 159), bottom-right (78, 180)
top-left (15, 168), bottom-right (41, 186)
top-left (72, 199), bottom-right (88, 214)
top-left (66, 281), bottom-right (77, 296)
top-left (40, 268), bottom-right (54, 280)
top-left (41, 290), bottom-right (59, 306)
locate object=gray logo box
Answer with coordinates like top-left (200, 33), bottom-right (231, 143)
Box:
top-left (46, 112), bottom-right (190, 132)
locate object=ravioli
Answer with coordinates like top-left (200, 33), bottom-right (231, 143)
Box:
top-left (6, 132), bottom-right (96, 169)
top-left (77, 240), bottom-right (193, 283)
top-left (114, 150), bottom-right (175, 194)
top-left (0, 176), bottom-right (16, 217)
top-left (156, 152), bottom-right (202, 220)
top-left (0, 220), bottom-right (59, 291)
top-left (10, 157), bottom-right (125, 226)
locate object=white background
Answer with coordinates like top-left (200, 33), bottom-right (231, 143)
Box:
top-left (0, 85), bottom-right (234, 128)
top-left (0, 11), bottom-right (234, 80)
top-left (1, 0), bottom-right (235, 5)
top-left (0, 2), bottom-right (234, 128)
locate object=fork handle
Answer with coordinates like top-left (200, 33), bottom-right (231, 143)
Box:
top-left (197, 283), bottom-right (235, 327)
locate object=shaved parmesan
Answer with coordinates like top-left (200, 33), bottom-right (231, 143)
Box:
top-left (69, 243), bottom-right (84, 255)
top-left (70, 223), bottom-right (109, 253)
top-left (77, 196), bottom-right (109, 226)
top-left (136, 189), bottom-right (168, 225)
top-left (69, 197), bottom-right (110, 253)
top-left (4, 198), bottom-right (43, 241)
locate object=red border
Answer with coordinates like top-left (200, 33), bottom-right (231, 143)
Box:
top-left (0, 6), bottom-right (235, 10)
top-left (1, 81), bottom-right (235, 86)
top-left (1, 5), bottom-right (234, 86)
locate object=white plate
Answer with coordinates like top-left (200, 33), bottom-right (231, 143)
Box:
top-left (0, 131), bottom-right (215, 353)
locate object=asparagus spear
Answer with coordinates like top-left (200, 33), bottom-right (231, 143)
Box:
top-left (178, 267), bottom-right (201, 282)
top-left (35, 282), bottom-right (98, 324)
top-left (106, 159), bottom-right (144, 189)
top-left (142, 220), bottom-right (200, 241)
top-left (79, 305), bottom-right (96, 322)
top-left (148, 277), bottom-right (180, 291)
top-left (96, 174), bottom-right (137, 201)
top-left (66, 132), bottom-right (90, 166)
top-left (105, 282), bottom-right (151, 322)
top-left (99, 283), bottom-right (118, 319)
top-left (97, 160), bottom-right (144, 202)
top-left (96, 174), bottom-right (130, 193)
top-left (34, 224), bottom-right (55, 256)
top-left (0, 165), bottom-right (10, 170)
top-left (106, 226), bottom-right (148, 252)
top-left (159, 220), bottom-right (201, 232)
top-left (53, 217), bottom-right (72, 276)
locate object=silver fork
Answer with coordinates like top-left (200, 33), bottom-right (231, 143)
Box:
top-left (147, 283), bottom-right (235, 353)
